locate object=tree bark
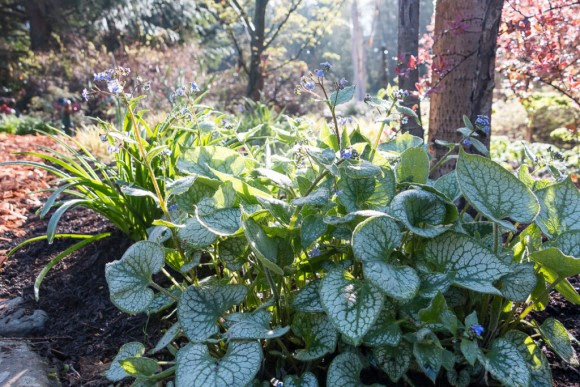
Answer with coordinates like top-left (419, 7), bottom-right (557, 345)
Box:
top-left (25, 0), bottom-right (53, 52)
top-left (247, 0), bottom-right (268, 101)
top-left (398, 0), bottom-right (423, 138)
top-left (428, 0), bottom-right (504, 177)
top-left (351, 0), bottom-right (367, 101)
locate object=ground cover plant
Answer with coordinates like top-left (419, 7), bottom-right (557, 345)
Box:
top-left (66, 65), bottom-right (580, 386)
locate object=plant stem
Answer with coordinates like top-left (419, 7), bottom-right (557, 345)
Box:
top-left (429, 145), bottom-right (457, 176)
top-left (517, 277), bottom-right (562, 322)
top-left (493, 223), bottom-right (500, 254)
top-left (150, 282), bottom-right (180, 301)
top-left (320, 79), bottom-right (340, 145)
top-left (150, 366), bottom-right (176, 381)
top-left (369, 99), bottom-right (397, 162)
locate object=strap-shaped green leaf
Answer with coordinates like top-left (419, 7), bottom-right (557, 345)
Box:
top-left (178, 217), bottom-right (217, 249)
top-left (283, 372), bottom-right (318, 387)
top-left (319, 270), bottom-right (384, 344)
top-left (291, 313), bottom-right (338, 361)
top-left (326, 352), bottom-right (363, 387)
top-left (301, 215), bottom-right (328, 248)
top-left (389, 189), bottom-right (453, 238)
top-left (498, 262), bottom-right (537, 302)
top-left (352, 215), bottom-right (402, 262)
top-left (548, 230), bottom-right (580, 257)
top-left (363, 261), bottom-right (419, 300)
top-left (242, 213), bottom-right (284, 275)
top-left (105, 342), bottom-right (146, 382)
top-left (395, 146), bottom-right (429, 184)
top-left (175, 341), bottom-right (262, 387)
top-left (504, 330), bottom-right (553, 387)
top-left (373, 341), bottom-right (412, 383)
top-left (535, 176), bottom-right (580, 237)
top-left (530, 247), bottom-right (580, 277)
top-left (292, 281), bottom-right (324, 313)
top-left (424, 232), bottom-right (510, 294)
top-left (478, 338), bottom-right (531, 387)
top-left (457, 149), bottom-right (540, 231)
top-left (177, 146), bottom-right (252, 178)
top-left (177, 284), bottom-right (247, 342)
top-left (105, 241), bottom-right (165, 314)
top-left (363, 312), bottom-right (401, 347)
top-left (196, 183), bottom-right (242, 236)
top-left (225, 310), bottom-right (289, 340)
top-left (538, 318), bottom-right (579, 365)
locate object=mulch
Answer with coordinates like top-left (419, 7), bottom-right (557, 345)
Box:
top-left (0, 134), bottom-right (578, 386)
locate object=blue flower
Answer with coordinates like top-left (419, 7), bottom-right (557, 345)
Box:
top-left (320, 62), bottom-right (332, 72)
top-left (107, 79), bottom-right (123, 94)
top-left (107, 145), bottom-right (119, 154)
top-left (82, 88), bottom-right (89, 102)
top-left (394, 89), bottom-right (409, 99)
top-left (471, 324), bottom-right (485, 337)
top-left (304, 81), bottom-right (316, 91)
top-left (99, 134), bottom-right (107, 143)
top-left (190, 82), bottom-right (200, 92)
top-left (309, 247), bottom-right (321, 258)
top-left (401, 116), bottom-right (409, 125)
top-left (93, 70), bottom-right (112, 82)
top-left (338, 78), bottom-right (348, 90)
top-left (169, 204), bottom-right (178, 211)
top-left (463, 138), bottom-right (472, 146)
top-left (175, 87), bottom-right (186, 97)
top-left (169, 93), bottom-right (175, 103)
top-left (475, 114), bottom-right (491, 135)
top-left (315, 69), bottom-right (324, 78)
top-left (340, 148), bottom-right (353, 159)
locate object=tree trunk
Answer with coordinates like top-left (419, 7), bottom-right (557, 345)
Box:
top-left (428, 0), bottom-right (504, 177)
top-left (25, 0), bottom-right (53, 52)
top-left (351, 0), bottom-right (367, 101)
top-left (247, 0), bottom-right (268, 101)
top-left (398, 0), bottom-right (423, 138)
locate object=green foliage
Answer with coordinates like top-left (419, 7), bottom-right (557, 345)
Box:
top-left (27, 71), bottom-right (578, 385)
top-left (0, 114), bottom-right (53, 135)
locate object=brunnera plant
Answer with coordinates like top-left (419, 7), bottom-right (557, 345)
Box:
top-left (100, 65), bottom-right (578, 386)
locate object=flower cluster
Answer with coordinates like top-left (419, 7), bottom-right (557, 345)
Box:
top-left (169, 81), bottom-right (201, 103)
top-left (92, 66), bottom-right (130, 96)
top-left (394, 89), bottom-right (410, 99)
top-left (475, 114), bottom-right (491, 135)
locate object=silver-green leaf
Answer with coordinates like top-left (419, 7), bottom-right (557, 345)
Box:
top-left (535, 176), bottom-right (580, 237)
top-left (504, 330), bottom-right (553, 387)
top-left (291, 313), bottom-right (338, 361)
top-left (105, 342), bottom-right (146, 382)
top-left (538, 318), bottom-right (578, 365)
top-left (178, 217), bottom-right (217, 249)
top-left (478, 338), bottom-right (531, 387)
top-left (363, 261), bottom-right (420, 301)
top-left (352, 215), bottom-right (401, 262)
top-left (326, 352), bottom-right (363, 387)
top-left (395, 147), bottom-right (429, 184)
top-left (225, 310), bottom-right (289, 340)
top-left (373, 341), bottom-right (412, 383)
top-left (292, 281), bottom-right (323, 313)
top-left (283, 372), bottom-right (318, 387)
top-left (363, 312), bottom-right (401, 347)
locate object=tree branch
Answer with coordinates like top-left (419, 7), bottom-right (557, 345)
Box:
top-left (264, 0), bottom-right (304, 49)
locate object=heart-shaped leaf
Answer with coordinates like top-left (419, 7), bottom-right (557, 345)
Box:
top-left (538, 318), bottom-right (578, 365)
top-left (328, 85), bottom-right (356, 106)
top-left (424, 232), bottom-right (510, 294)
top-left (291, 312), bottom-right (338, 361)
top-left (341, 160), bottom-right (382, 179)
top-left (504, 330), bottom-right (553, 387)
top-left (105, 342), bottom-right (146, 382)
top-left (498, 262), bottom-right (537, 302)
top-left (176, 341), bottom-right (262, 387)
top-left (326, 352), bottom-right (363, 386)
top-left (390, 190), bottom-right (453, 238)
top-left (218, 236), bottom-right (249, 271)
top-left (460, 338), bottom-right (479, 366)
top-left (175, 182), bottom-right (216, 211)
top-left (120, 357), bottom-right (160, 377)
top-left (283, 372), bottom-right (318, 387)
top-left (178, 217), bottom-right (217, 249)
top-left (242, 213), bottom-right (284, 275)
top-left (363, 312), bottom-right (401, 347)
top-left (478, 338), bottom-right (531, 387)
top-left (352, 215), bottom-right (402, 262)
top-left (319, 270), bottom-right (384, 344)
top-left (196, 183), bottom-right (242, 236)
top-left (457, 149), bottom-right (540, 231)
top-left (363, 261), bottom-right (420, 300)
top-left (395, 147), bottom-right (429, 184)
top-left (177, 284), bottom-right (247, 342)
top-left (548, 230), bottom-right (580, 258)
top-left (177, 146), bottom-right (252, 178)
top-left (373, 341), bottom-right (412, 383)
top-left (105, 241), bottom-right (165, 314)
top-left (535, 176), bottom-right (580, 237)
top-left (292, 187), bottom-right (330, 206)
top-left (301, 215), bottom-right (328, 248)
top-left (530, 247), bottom-right (580, 278)
top-left (413, 341), bottom-right (443, 383)
top-left (292, 281), bottom-right (323, 313)
top-left (379, 132), bottom-right (423, 154)
top-left (225, 310), bottom-right (289, 340)
top-left (433, 171), bottom-right (461, 202)
top-left (338, 170), bottom-right (395, 213)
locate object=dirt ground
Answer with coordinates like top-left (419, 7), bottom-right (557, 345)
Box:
top-left (0, 134), bottom-right (578, 386)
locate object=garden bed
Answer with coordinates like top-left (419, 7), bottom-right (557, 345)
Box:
top-left (0, 134), bottom-right (578, 386)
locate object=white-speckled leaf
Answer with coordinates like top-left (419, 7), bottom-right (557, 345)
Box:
top-left (150, 322), bottom-right (180, 354)
top-left (539, 318), bottom-right (578, 365)
top-left (535, 177), bottom-right (580, 237)
top-left (292, 281), bottom-right (324, 313)
top-left (504, 331), bottom-right (553, 387)
top-left (105, 342), bottom-right (145, 382)
top-left (342, 160), bottom-right (382, 179)
top-left (373, 341), bottom-right (412, 383)
top-left (175, 182), bottom-right (216, 211)
top-left (196, 183), bottom-right (241, 236)
top-left (255, 167), bottom-right (293, 191)
top-left (457, 149), bottom-right (540, 231)
top-left (218, 236), bottom-right (249, 271)
top-left (352, 215), bottom-right (402, 263)
top-left (177, 284), bottom-right (247, 342)
top-left (417, 272), bottom-right (453, 298)
top-left (363, 261), bottom-right (420, 301)
top-left (292, 187), bottom-right (330, 206)
top-left (434, 171), bottom-right (461, 202)
top-left (530, 248), bottom-right (580, 278)
top-left (301, 215), bottom-right (328, 248)
top-left (413, 341), bottom-right (442, 383)
top-left (105, 241), bottom-right (165, 314)
top-left (176, 341), bottom-right (262, 387)
top-left (363, 312), bottom-right (401, 347)
top-left (326, 352), bottom-right (363, 387)
top-left (424, 232), bottom-right (510, 294)
top-left (478, 338), bottom-right (531, 387)
top-left (283, 372), bottom-right (318, 387)
top-left (389, 190), bottom-right (452, 238)
top-left (178, 217), bottom-right (217, 249)
top-left (379, 132), bottom-right (423, 154)
top-left (177, 146), bottom-right (252, 178)
top-left (291, 313), bottom-right (338, 361)
top-left (119, 357), bottom-right (160, 377)
top-left (395, 147), bottom-right (429, 184)
top-left (225, 310), bottom-right (289, 340)
top-left (498, 262), bottom-right (537, 302)
top-left (320, 270), bottom-right (384, 344)
top-left (548, 230), bottom-right (580, 258)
